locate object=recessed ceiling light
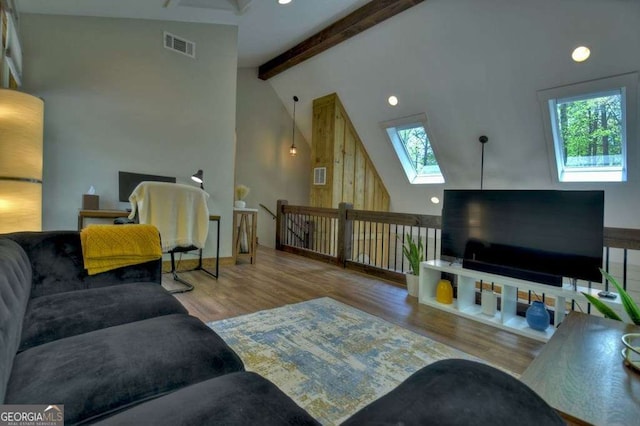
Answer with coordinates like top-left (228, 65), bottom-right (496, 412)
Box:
top-left (278, 0), bottom-right (292, 4)
top-left (430, 196), bottom-right (440, 204)
top-left (388, 95), bottom-right (398, 106)
top-left (571, 46), bottom-right (591, 62)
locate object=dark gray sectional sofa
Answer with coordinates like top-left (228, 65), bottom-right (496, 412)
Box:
top-left (1, 231), bottom-right (564, 425)
top-left (1, 231), bottom-right (317, 425)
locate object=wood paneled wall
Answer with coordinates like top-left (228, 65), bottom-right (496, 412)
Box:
top-left (311, 93), bottom-right (390, 211)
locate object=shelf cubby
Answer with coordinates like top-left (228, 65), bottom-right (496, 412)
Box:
top-left (418, 260), bottom-right (615, 342)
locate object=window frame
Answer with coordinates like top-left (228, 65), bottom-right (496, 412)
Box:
top-left (538, 72), bottom-right (638, 183)
top-left (381, 113), bottom-right (445, 184)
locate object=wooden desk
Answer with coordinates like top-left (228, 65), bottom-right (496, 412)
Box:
top-left (78, 210), bottom-right (221, 279)
top-left (78, 209), bottom-right (128, 230)
top-left (233, 208), bottom-right (257, 264)
top-left (521, 312), bottom-right (640, 425)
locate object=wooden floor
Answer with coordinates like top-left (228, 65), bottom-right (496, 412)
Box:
top-left (165, 246), bottom-right (544, 374)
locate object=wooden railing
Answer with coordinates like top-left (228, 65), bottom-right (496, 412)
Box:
top-left (277, 200), bottom-right (441, 283)
top-left (275, 200), bottom-right (640, 315)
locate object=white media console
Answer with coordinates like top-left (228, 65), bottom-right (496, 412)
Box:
top-left (419, 260), bottom-right (621, 342)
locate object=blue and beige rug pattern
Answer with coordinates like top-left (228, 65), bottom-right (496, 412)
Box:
top-left (209, 297), bottom-right (486, 425)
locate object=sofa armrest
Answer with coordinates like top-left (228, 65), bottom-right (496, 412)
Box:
top-left (342, 359), bottom-right (565, 426)
top-left (4, 231), bottom-right (162, 298)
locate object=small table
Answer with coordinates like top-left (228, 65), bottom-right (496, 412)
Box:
top-left (78, 209), bottom-right (129, 230)
top-left (521, 312), bottom-right (640, 425)
top-left (233, 207), bottom-right (258, 264)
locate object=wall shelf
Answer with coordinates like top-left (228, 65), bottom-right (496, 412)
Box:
top-left (418, 260), bottom-right (620, 342)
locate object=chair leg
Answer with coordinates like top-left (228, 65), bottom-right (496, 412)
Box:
top-left (167, 251), bottom-right (194, 294)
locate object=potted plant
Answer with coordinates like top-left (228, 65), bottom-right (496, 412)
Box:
top-left (234, 184), bottom-right (250, 209)
top-left (583, 269), bottom-right (640, 371)
top-left (582, 268), bottom-right (640, 325)
top-left (402, 233), bottom-right (424, 297)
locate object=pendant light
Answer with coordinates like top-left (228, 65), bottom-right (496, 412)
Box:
top-left (289, 95), bottom-right (299, 156)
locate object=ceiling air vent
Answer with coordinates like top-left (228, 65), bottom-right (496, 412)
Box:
top-left (313, 167), bottom-right (327, 185)
top-left (163, 31), bottom-right (196, 58)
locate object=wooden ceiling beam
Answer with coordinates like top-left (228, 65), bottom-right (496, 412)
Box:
top-left (258, 0), bottom-right (425, 81)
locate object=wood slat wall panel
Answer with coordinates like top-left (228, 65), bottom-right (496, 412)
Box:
top-left (354, 146), bottom-right (366, 210)
top-left (342, 125), bottom-right (356, 204)
top-left (311, 93), bottom-right (390, 211)
top-left (332, 109), bottom-right (346, 207)
top-left (311, 97), bottom-right (335, 208)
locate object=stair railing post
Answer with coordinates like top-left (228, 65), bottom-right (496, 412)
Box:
top-left (276, 200), bottom-right (288, 251)
top-left (337, 202), bottom-right (353, 266)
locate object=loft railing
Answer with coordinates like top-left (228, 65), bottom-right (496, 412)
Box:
top-left (344, 208), bottom-right (441, 283)
top-left (275, 200), bottom-right (640, 319)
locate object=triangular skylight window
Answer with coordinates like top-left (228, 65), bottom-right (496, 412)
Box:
top-left (382, 113), bottom-right (444, 184)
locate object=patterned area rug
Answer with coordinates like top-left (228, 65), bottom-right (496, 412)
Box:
top-left (208, 297), bottom-right (484, 425)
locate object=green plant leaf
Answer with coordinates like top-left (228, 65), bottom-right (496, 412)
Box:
top-left (582, 292), bottom-right (623, 321)
top-left (401, 233), bottom-right (423, 275)
top-left (601, 268), bottom-right (640, 325)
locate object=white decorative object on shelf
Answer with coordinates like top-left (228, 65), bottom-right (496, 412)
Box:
top-left (481, 290), bottom-right (497, 316)
top-left (234, 200), bottom-right (246, 209)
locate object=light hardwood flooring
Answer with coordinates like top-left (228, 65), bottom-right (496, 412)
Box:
top-left (165, 246), bottom-right (544, 375)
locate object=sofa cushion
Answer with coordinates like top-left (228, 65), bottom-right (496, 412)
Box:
top-left (0, 239), bottom-right (32, 403)
top-left (6, 231), bottom-right (161, 298)
top-left (342, 359), bottom-right (564, 426)
top-left (94, 372), bottom-right (321, 426)
top-left (5, 314), bottom-right (244, 425)
top-left (19, 282), bottom-right (187, 351)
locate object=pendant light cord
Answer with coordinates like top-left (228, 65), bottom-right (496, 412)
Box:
top-left (292, 95), bottom-right (299, 149)
top-left (479, 135), bottom-right (488, 190)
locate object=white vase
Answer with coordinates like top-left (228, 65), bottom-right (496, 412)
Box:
top-left (406, 273), bottom-right (419, 297)
top-left (481, 290), bottom-right (497, 316)
top-left (234, 200), bottom-right (246, 209)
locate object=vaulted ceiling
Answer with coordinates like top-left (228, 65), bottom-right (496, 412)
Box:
top-left (267, 0), bottom-right (640, 225)
top-left (17, 0), bottom-right (640, 227)
top-left (18, 0), bottom-right (371, 66)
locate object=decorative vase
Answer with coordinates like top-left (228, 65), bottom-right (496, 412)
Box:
top-left (234, 200), bottom-right (246, 209)
top-left (406, 273), bottom-right (419, 297)
top-left (481, 290), bottom-right (497, 316)
top-left (436, 279), bottom-right (453, 304)
top-left (526, 301), bottom-right (550, 331)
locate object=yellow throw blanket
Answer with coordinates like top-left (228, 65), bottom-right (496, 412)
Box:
top-left (81, 224), bottom-right (162, 275)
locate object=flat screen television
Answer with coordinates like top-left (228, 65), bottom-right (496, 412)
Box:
top-left (440, 190), bottom-right (604, 286)
top-left (118, 171), bottom-right (176, 202)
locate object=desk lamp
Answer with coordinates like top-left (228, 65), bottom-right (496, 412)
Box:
top-left (191, 169), bottom-right (204, 189)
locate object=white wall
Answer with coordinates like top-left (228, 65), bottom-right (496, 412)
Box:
top-left (235, 67), bottom-right (310, 248)
top-left (20, 14), bottom-right (238, 257)
top-left (268, 0), bottom-right (640, 228)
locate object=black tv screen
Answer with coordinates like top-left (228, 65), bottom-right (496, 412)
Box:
top-left (440, 190), bottom-right (604, 285)
top-left (118, 171), bottom-right (176, 202)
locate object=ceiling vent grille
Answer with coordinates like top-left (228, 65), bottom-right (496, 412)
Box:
top-left (313, 167), bottom-right (327, 185)
top-left (163, 31), bottom-right (196, 58)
